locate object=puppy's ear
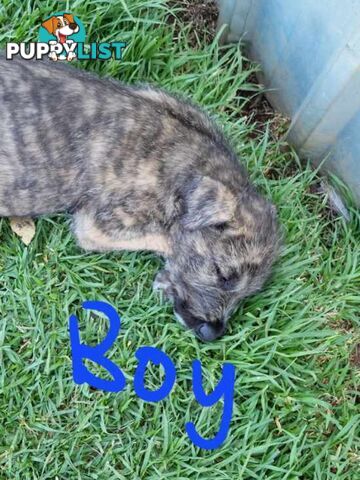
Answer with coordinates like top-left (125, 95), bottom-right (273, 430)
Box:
top-left (64, 13), bottom-right (75, 24)
top-left (41, 16), bottom-right (57, 35)
top-left (181, 176), bottom-right (236, 230)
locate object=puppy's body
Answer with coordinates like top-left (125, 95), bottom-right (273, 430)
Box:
top-left (0, 55), bottom-right (280, 340)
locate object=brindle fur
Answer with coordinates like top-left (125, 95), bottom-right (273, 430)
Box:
top-left (0, 54), bottom-right (280, 341)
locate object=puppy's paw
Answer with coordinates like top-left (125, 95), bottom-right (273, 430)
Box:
top-left (153, 270), bottom-right (174, 301)
top-left (153, 269), bottom-right (171, 290)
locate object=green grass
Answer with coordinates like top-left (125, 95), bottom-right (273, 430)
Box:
top-left (0, 1), bottom-right (359, 479)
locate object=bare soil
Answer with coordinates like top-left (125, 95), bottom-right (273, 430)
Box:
top-left (167, 0), bottom-right (219, 46)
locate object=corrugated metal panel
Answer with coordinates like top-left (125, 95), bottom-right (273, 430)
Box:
top-left (218, 0), bottom-right (360, 205)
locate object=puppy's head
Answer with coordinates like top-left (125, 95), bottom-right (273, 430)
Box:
top-left (158, 175), bottom-right (280, 341)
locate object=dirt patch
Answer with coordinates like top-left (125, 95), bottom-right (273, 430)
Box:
top-left (244, 93), bottom-right (290, 141)
top-left (167, 2), bottom-right (286, 137)
top-left (241, 69), bottom-right (290, 135)
top-left (167, 1), bottom-right (293, 161)
top-left (167, 0), bottom-right (219, 46)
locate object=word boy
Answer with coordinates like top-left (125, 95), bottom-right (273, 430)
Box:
top-left (69, 301), bottom-right (236, 450)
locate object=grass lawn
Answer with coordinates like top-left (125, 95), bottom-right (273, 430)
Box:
top-left (0, 1), bottom-right (359, 478)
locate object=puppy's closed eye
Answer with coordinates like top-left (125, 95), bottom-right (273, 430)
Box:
top-left (214, 264), bottom-right (239, 290)
top-left (212, 222), bottom-right (228, 233)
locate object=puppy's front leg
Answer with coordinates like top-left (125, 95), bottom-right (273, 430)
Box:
top-left (72, 210), bottom-right (171, 255)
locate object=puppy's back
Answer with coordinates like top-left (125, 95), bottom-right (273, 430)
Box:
top-left (0, 55), bottom-right (248, 218)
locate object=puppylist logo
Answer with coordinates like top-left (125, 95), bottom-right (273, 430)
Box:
top-left (6, 11), bottom-right (126, 62)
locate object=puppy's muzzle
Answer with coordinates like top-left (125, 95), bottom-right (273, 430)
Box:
top-left (196, 321), bottom-right (226, 342)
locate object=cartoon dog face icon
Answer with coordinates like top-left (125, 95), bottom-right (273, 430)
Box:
top-left (41, 14), bottom-right (79, 62)
top-left (42, 14), bottom-right (79, 43)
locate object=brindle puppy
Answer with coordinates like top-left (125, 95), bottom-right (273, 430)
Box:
top-left (0, 54), bottom-right (280, 341)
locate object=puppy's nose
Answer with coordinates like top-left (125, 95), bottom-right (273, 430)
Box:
top-left (196, 322), bottom-right (225, 342)
top-left (69, 23), bottom-right (77, 30)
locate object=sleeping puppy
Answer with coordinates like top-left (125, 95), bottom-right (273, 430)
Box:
top-left (0, 55), bottom-right (280, 341)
